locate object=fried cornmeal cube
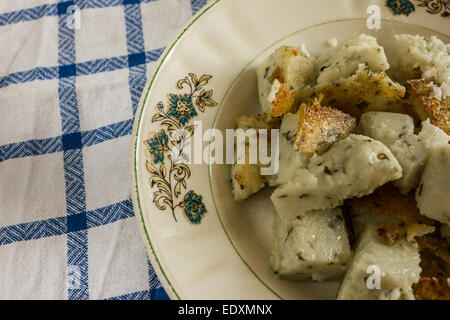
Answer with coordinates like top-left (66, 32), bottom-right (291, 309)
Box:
top-left (393, 34), bottom-right (450, 89)
top-left (270, 208), bottom-right (351, 281)
top-left (315, 34), bottom-right (390, 84)
top-left (416, 145), bottom-right (450, 226)
top-left (359, 112), bottom-right (449, 194)
top-left (256, 45), bottom-right (315, 117)
top-left (346, 184), bottom-right (435, 242)
top-left (231, 114), bottom-right (280, 202)
top-left (337, 225), bottom-right (421, 300)
top-left (231, 163), bottom-right (266, 202)
top-left (294, 96), bottom-right (357, 153)
top-left (266, 79), bottom-right (296, 117)
top-left (414, 277), bottom-right (450, 300)
top-left (271, 135), bottom-right (402, 219)
top-left (276, 111), bottom-right (312, 186)
top-left (314, 64), bottom-right (407, 117)
top-left (405, 79), bottom-right (450, 135)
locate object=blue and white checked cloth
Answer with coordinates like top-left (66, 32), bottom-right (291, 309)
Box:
top-left (0, 0), bottom-right (208, 300)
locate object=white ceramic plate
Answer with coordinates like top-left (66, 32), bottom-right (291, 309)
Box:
top-left (131, 0), bottom-right (449, 300)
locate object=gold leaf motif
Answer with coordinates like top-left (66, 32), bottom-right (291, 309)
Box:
top-left (152, 113), bottom-right (165, 122)
top-left (176, 76), bottom-right (191, 90)
top-left (195, 89), bottom-right (217, 112)
top-left (153, 190), bottom-right (172, 211)
top-left (184, 125), bottom-right (195, 136)
top-left (198, 74), bottom-right (212, 87)
top-left (174, 181), bottom-right (182, 198)
top-left (159, 163), bottom-right (167, 178)
top-left (189, 73), bottom-right (199, 86)
top-left (146, 160), bottom-right (159, 176)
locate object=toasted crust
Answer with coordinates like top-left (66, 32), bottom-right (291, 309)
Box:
top-left (405, 79), bottom-right (450, 134)
top-left (377, 223), bottom-right (406, 246)
top-left (417, 236), bottom-right (450, 266)
top-left (305, 65), bottom-right (407, 117)
top-left (268, 65), bottom-right (284, 84)
top-left (269, 82), bottom-right (296, 118)
top-left (377, 222), bottom-right (435, 245)
top-left (267, 46), bottom-right (301, 84)
top-left (414, 277), bottom-right (450, 300)
top-left (419, 247), bottom-right (450, 279)
top-left (231, 114), bottom-right (281, 202)
top-left (406, 223), bottom-right (436, 242)
top-left (232, 164), bottom-right (266, 202)
top-left (347, 184), bottom-right (435, 244)
top-left (347, 184), bottom-right (429, 224)
top-left (262, 45), bottom-right (315, 118)
top-left (294, 95), bottom-right (357, 153)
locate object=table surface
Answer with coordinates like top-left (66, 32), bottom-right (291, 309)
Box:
top-left (0, 0), bottom-right (209, 300)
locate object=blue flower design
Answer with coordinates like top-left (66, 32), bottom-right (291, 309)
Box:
top-left (183, 191), bottom-right (207, 224)
top-left (167, 94), bottom-right (197, 126)
top-left (147, 130), bottom-right (169, 164)
top-left (386, 0), bottom-right (415, 16)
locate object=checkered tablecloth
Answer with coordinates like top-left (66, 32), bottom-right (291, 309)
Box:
top-left (0, 0), bottom-right (208, 300)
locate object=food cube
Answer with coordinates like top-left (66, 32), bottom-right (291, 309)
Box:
top-left (270, 208), bottom-right (352, 281)
top-left (337, 225), bottom-right (421, 300)
top-left (271, 135), bottom-right (402, 219)
top-left (416, 145), bottom-right (450, 226)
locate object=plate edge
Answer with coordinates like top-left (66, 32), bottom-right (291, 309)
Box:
top-left (129, 0), bottom-right (222, 300)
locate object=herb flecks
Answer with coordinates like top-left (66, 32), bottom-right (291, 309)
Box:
top-left (264, 67), bottom-right (270, 78)
top-left (324, 166), bottom-right (333, 175)
top-left (377, 153), bottom-right (389, 160)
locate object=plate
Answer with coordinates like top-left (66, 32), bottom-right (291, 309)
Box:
top-left (130, 0), bottom-right (449, 300)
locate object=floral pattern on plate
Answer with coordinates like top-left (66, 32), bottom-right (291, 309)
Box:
top-left (144, 73), bottom-right (217, 224)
